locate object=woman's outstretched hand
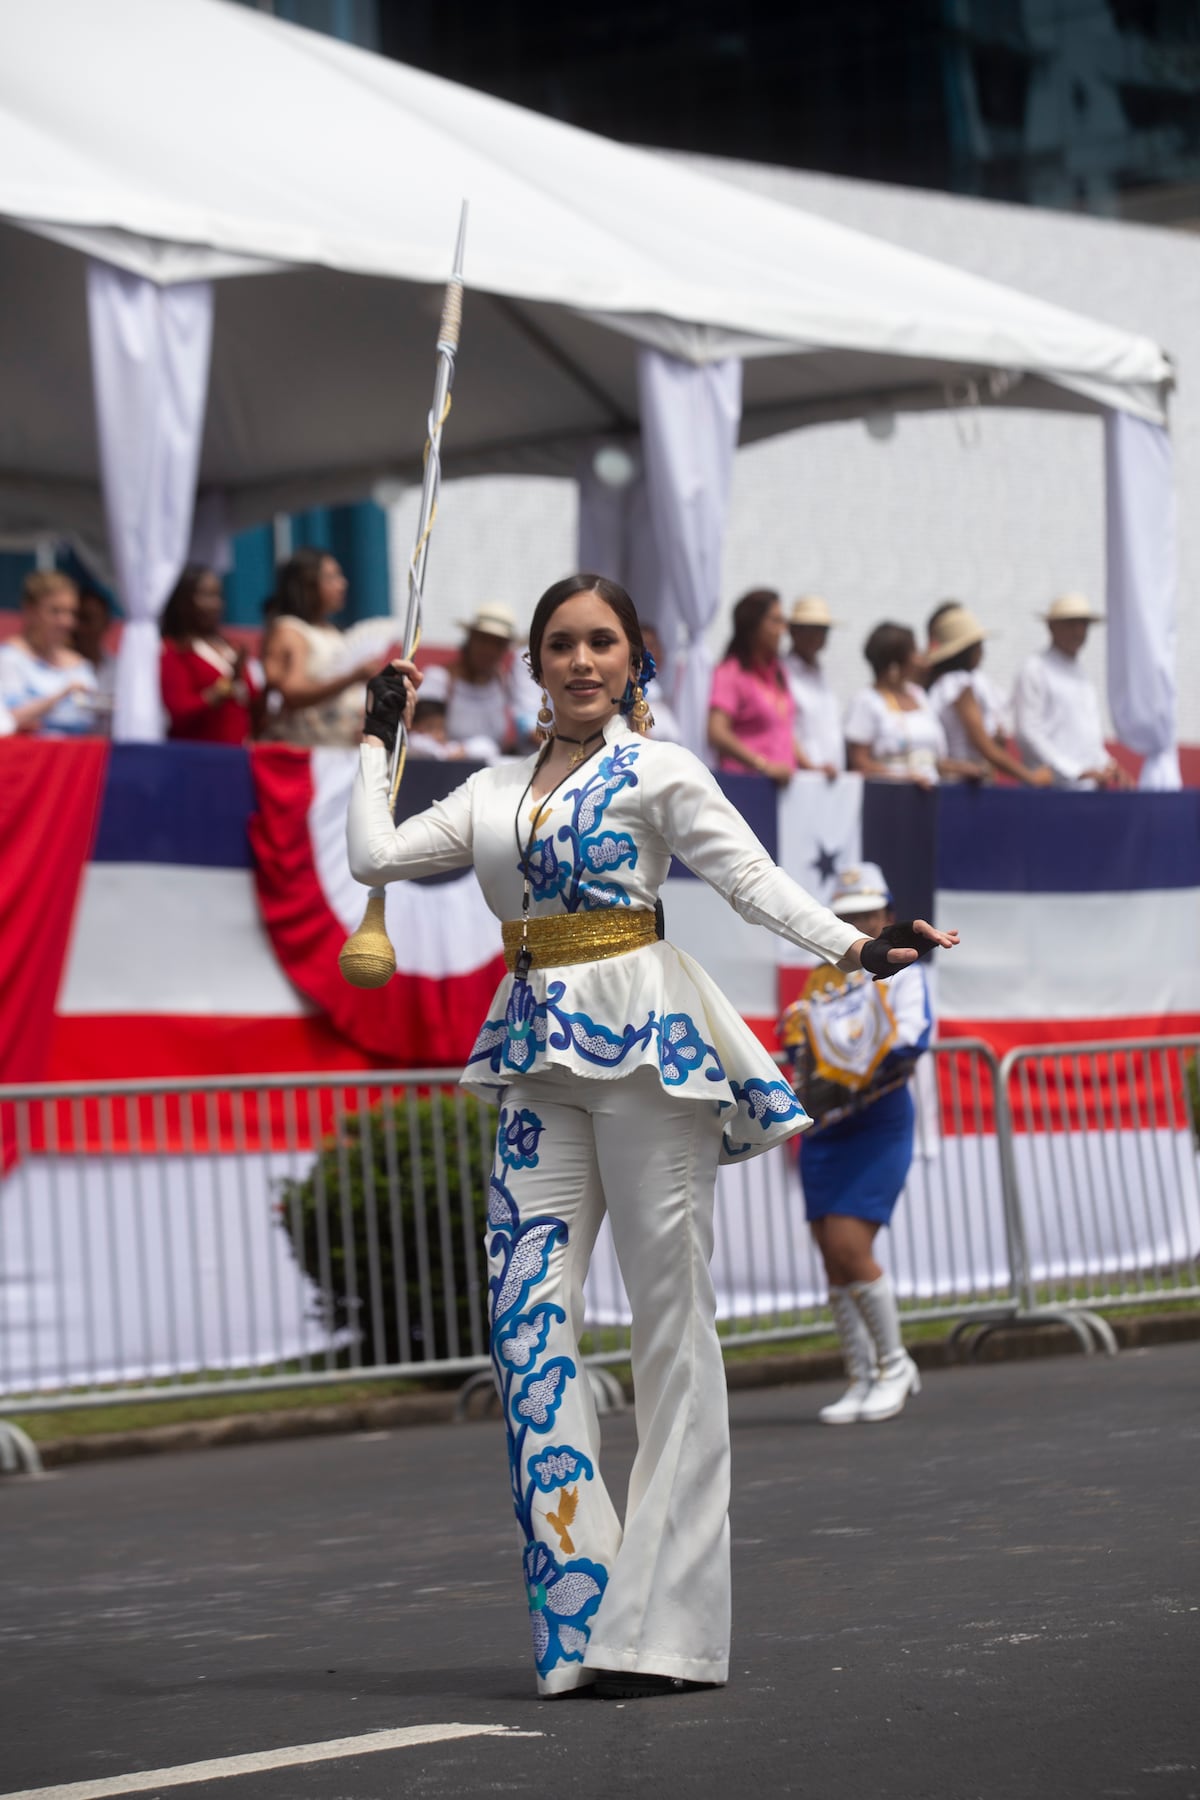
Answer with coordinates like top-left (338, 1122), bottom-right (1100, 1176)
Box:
top-left (849, 918), bottom-right (959, 980)
top-left (362, 658), bottom-right (421, 751)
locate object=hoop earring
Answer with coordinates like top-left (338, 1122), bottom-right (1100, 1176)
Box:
top-left (536, 689), bottom-right (554, 742)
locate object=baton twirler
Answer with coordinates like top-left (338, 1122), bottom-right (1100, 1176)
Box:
top-left (338, 203), bottom-right (468, 990)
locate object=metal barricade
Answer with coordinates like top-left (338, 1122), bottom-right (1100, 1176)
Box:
top-left (0, 1070), bottom-right (500, 1415)
top-left (998, 1036), bottom-right (1200, 1340)
top-left (11, 1035), bottom-right (1189, 1425)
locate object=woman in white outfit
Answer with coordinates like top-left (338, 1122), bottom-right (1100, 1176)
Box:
top-left (926, 605), bottom-right (1050, 787)
top-left (348, 574), bottom-right (957, 1701)
top-left (260, 548), bottom-right (386, 747)
top-left (845, 621), bottom-right (979, 787)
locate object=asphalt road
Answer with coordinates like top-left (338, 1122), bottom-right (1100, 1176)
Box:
top-left (2, 1345), bottom-right (1198, 1800)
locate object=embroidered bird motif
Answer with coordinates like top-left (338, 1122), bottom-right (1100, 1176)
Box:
top-left (542, 1485), bottom-right (579, 1554)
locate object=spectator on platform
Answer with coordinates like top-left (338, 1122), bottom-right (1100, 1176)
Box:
top-left (844, 623), bottom-right (948, 787)
top-left (707, 588), bottom-right (796, 784)
top-left (1012, 594), bottom-right (1131, 791)
top-left (260, 548), bottom-right (384, 747)
top-left (73, 587), bottom-right (117, 728)
top-left (927, 605), bottom-right (1051, 787)
top-left (785, 594), bottom-right (843, 778)
top-left (404, 663), bottom-right (501, 763)
top-left (639, 622), bottom-right (684, 745)
top-left (0, 571), bottom-right (98, 735)
top-left (442, 603), bottom-right (537, 755)
top-left (160, 565), bottom-right (263, 745)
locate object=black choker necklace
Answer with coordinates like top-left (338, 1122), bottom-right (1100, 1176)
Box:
top-left (554, 727), bottom-right (606, 769)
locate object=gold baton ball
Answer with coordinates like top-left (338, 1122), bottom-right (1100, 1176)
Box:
top-left (338, 892), bottom-right (397, 988)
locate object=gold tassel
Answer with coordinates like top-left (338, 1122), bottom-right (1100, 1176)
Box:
top-left (337, 889), bottom-right (397, 989)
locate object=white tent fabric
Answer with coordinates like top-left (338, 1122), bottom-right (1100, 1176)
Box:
top-left (86, 261), bottom-right (213, 739)
top-left (1104, 413), bottom-right (1180, 790)
top-left (0, 0), bottom-right (1178, 761)
top-left (637, 352), bottom-right (742, 755)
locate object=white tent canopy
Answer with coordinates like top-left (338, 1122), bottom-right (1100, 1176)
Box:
top-left (0, 0), bottom-right (1178, 780)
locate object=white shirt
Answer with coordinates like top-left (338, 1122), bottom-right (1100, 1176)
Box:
top-left (1012, 647), bottom-right (1107, 788)
top-left (785, 655), bottom-right (844, 770)
top-left (0, 642), bottom-right (99, 735)
top-left (406, 729), bottom-right (500, 764)
top-left (349, 714), bottom-right (861, 1164)
top-left (928, 668), bottom-right (1009, 766)
top-left (843, 684), bottom-right (946, 782)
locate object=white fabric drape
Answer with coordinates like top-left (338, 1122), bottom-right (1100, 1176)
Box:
top-left (636, 352), bottom-right (742, 755)
top-left (1104, 409), bottom-right (1180, 791)
top-left (576, 453), bottom-right (665, 663)
top-left (87, 261), bottom-right (213, 741)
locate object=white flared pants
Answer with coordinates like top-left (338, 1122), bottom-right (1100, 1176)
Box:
top-left (486, 1065), bottom-right (730, 1695)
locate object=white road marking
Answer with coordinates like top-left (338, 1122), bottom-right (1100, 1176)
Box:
top-left (0, 1723), bottom-right (542, 1800)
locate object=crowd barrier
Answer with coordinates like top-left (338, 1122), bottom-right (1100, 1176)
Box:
top-left (1, 1038), bottom-right (1198, 1422)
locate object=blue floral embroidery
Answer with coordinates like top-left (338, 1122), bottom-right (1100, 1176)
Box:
top-left (487, 1112), bottom-right (608, 1678)
top-left (523, 741), bottom-right (641, 913)
top-left (469, 985), bottom-right (725, 1088)
top-left (499, 1108), bottom-right (544, 1170)
top-left (524, 1541), bottom-right (607, 1678)
top-left (723, 1077), bottom-right (809, 1159)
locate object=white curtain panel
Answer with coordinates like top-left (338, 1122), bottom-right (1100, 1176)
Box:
top-left (576, 454), bottom-right (666, 672)
top-left (637, 351), bottom-right (742, 755)
top-left (1104, 409), bottom-right (1180, 791)
top-left (86, 260), bottom-right (213, 741)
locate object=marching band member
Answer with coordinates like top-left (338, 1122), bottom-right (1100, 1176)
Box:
top-left (782, 863), bottom-right (933, 1426)
top-left (348, 574), bottom-right (957, 1701)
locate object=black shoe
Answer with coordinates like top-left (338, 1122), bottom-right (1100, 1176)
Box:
top-left (594, 1671), bottom-right (713, 1700)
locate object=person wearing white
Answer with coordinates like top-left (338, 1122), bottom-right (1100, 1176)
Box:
top-left (348, 575), bottom-right (957, 1701)
top-left (261, 549), bottom-right (385, 747)
top-left (844, 622), bottom-right (949, 786)
top-left (443, 603), bottom-right (540, 753)
top-left (404, 662), bottom-right (501, 763)
top-left (1012, 594), bottom-right (1130, 791)
top-left (0, 571), bottom-right (99, 736)
top-left (784, 594), bottom-right (843, 775)
top-left (926, 605), bottom-right (1050, 787)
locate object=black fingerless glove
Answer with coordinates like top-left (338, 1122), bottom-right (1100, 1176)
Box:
top-left (859, 921), bottom-right (933, 981)
top-left (364, 668), bottom-right (409, 755)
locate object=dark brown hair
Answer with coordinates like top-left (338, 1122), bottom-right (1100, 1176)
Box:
top-left (864, 622), bottom-right (917, 681)
top-left (723, 588), bottom-right (783, 669)
top-left (160, 565), bottom-right (218, 641)
top-left (526, 573), bottom-right (644, 684)
top-left (266, 547), bottom-right (332, 627)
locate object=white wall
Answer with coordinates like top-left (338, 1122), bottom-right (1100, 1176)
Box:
top-left (391, 155), bottom-right (1199, 740)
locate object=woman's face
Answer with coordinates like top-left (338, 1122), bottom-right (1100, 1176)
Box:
top-left (753, 600), bottom-right (786, 662)
top-left (317, 557), bottom-right (348, 619)
top-left (193, 572), bottom-right (224, 635)
top-left (892, 640), bottom-right (925, 686)
top-left (538, 591), bottom-right (638, 738)
top-left (27, 584), bottom-right (78, 654)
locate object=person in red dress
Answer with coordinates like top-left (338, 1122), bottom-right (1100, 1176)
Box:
top-left (160, 566), bottom-right (263, 744)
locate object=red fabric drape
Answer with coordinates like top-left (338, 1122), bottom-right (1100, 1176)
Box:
top-left (247, 744), bottom-right (503, 1066)
top-left (0, 737), bottom-right (110, 1087)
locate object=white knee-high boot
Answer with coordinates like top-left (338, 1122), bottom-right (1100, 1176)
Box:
top-left (818, 1286), bottom-right (877, 1425)
top-left (851, 1273), bottom-right (920, 1423)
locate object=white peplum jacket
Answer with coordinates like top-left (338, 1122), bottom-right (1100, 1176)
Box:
top-left (348, 715), bottom-right (862, 1163)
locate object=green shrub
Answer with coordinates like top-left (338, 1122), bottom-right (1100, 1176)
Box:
top-left (276, 1090), bottom-right (497, 1367)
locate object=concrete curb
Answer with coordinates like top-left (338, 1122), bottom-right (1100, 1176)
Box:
top-left (27, 1309), bottom-right (1200, 1470)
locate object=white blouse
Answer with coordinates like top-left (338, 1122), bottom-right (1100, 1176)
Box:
top-left (348, 715), bottom-right (861, 1163)
top-left (928, 668), bottom-right (1009, 766)
top-left (844, 683), bottom-right (946, 782)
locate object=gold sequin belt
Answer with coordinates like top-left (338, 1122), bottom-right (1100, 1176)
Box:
top-left (501, 907), bottom-right (661, 974)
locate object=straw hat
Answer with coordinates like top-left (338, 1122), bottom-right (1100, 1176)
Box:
top-left (456, 603), bottom-right (517, 641)
top-left (830, 862), bottom-right (891, 916)
top-left (1041, 592), bottom-right (1105, 624)
top-left (928, 603), bottom-right (988, 665)
top-left (789, 594), bottom-right (835, 628)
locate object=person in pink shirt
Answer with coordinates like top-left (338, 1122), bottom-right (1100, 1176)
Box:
top-left (707, 588), bottom-right (796, 783)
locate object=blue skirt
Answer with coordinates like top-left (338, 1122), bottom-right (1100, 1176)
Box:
top-left (799, 1083), bottom-right (914, 1225)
